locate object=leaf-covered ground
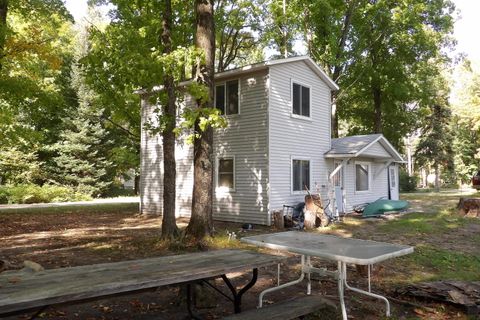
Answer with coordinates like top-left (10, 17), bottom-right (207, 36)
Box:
top-left (0, 191), bottom-right (479, 319)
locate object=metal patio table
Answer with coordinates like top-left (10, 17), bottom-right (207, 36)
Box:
top-left (241, 231), bottom-right (414, 319)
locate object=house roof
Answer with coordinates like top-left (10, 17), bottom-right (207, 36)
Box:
top-left (215, 56), bottom-right (339, 90)
top-left (325, 134), bottom-right (405, 162)
top-left (135, 56), bottom-right (339, 95)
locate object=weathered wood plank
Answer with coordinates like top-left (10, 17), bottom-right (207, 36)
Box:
top-left (0, 249), bottom-right (285, 315)
top-left (222, 295), bottom-right (336, 320)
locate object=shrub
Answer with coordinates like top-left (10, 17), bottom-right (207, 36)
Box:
top-left (0, 184), bottom-right (91, 204)
top-left (399, 169), bottom-right (418, 192)
top-left (103, 184), bottom-right (137, 197)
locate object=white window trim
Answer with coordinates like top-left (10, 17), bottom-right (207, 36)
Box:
top-left (216, 155), bottom-right (236, 192)
top-left (291, 156), bottom-right (312, 195)
top-left (354, 161), bottom-right (371, 193)
top-left (290, 79), bottom-right (312, 120)
top-left (214, 79), bottom-right (241, 116)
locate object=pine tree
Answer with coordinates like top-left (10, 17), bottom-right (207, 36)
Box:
top-left (51, 16), bottom-right (112, 197)
top-left (52, 106), bottom-right (112, 196)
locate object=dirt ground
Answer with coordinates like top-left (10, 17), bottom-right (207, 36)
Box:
top-left (0, 206), bottom-right (474, 320)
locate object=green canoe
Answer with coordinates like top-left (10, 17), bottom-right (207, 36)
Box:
top-left (362, 199), bottom-right (409, 217)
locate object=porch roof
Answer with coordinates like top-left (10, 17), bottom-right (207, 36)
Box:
top-left (325, 134), bottom-right (405, 162)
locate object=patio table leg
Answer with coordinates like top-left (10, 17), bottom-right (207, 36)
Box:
top-left (337, 261), bottom-right (348, 320)
top-left (341, 262), bottom-right (390, 317)
top-left (306, 256), bottom-right (311, 295)
top-left (258, 255), bottom-right (306, 308)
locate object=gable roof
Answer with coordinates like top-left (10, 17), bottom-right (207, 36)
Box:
top-left (325, 134), bottom-right (404, 162)
top-left (135, 56), bottom-right (338, 95)
top-left (215, 56), bottom-right (339, 90)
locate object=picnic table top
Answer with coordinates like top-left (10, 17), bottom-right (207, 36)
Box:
top-left (241, 231), bottom-right (414, 265)
top-left (0, 249), bottom-right (285, 315)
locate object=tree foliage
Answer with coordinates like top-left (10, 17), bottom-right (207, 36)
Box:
top-left (282, 0), bottom-right (455, 147)
top-left (450, 60), bottom-right (480, 183)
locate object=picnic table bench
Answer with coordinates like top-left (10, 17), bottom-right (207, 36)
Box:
top-left (0, 249), bottom-right (285, 319)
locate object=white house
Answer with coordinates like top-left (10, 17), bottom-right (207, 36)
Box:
top-left (140, 56), bottom-right (404, 225)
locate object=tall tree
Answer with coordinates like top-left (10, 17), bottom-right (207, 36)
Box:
top-left (450, 60), bottom-right (480, 183)
top-left (415, 101), bottom-right (454, 191)
top-left (287, 0), bottom-right (455, 145)
top-left (262, 0), bottom-right (299, 58)
top-left (83, 1), bottom-right (193, 224)
top-left (0, 0), bottom-right (75, 183)
top-left (185, 0), bottom-right (216, 242)
top-left (215, 0), bottom-right (264, 72)
top-left (339, 0), bottom-right (455, 146)
top-left (0, 0), bottom-right (7, 71)
top-left (297, 0), bottom-right (357, 137)
top-left (160, 0), bottom-right (179, 239)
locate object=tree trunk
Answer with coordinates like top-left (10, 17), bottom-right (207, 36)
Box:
top-left (329, 2), bottom-right (354, 139)
top-left (134, 173), bottom-right (140, 195)
top-left (185, 0), bottom-right (215, 242)
top-left (373, 85), bottom-right (382, 133)
top-left (434, 163), bottom-right (440, 192)
top-left (331, 92), bottom-right (339, 138)
top-left (160, 0), bottom-right (179, 240)
top-left (0, 0), bottom-right (8, 71)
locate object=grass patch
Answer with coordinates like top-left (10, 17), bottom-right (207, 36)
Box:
top-left (0, 202), bottom-right (139, 216)
top-left (400, 245), bottom-right (480, 282)
top-left (378, 211), bottom-right (470, 236)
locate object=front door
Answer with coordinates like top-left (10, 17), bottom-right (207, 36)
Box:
top-left (389, 165), bottom-right (399, 200)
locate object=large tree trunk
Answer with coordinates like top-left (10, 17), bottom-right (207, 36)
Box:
top-left (0, 0), bottom-right (8, 71)
top-left (160, 0), bottom-right (178, 239)
top-left (330, 2), bottom-right (354, 139)
top-left (185, 0), bottom-right (215, 242)
top-left (373, 85), bottom-right (382, 133)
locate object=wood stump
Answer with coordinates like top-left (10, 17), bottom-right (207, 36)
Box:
top-left (304, 195), bottom-right (328, 228)
top-left (273, 210), bottom-right (284, 229)
top-left (457, 198), bottom-right (480, 217)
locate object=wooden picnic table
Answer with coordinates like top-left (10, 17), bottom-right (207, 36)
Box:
top-left (0, 249), bottom-right (285, 319)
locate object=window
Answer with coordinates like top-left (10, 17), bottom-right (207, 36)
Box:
top-left (217, 157), bottom-right (235, 190)
top-left (292, 159), bottom-right (310, 192)
top-left (215, 80), bottom-right (239, 115)
top-left (355, 162), bottom-right (370, 192)
top-left (292, 82), bottom-right (310, 117)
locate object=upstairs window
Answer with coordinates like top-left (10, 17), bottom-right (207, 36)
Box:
top-left (217, 157), bottom-right (235, 190)
top-left (215, 80), bottom-right (239, 115)
top-left (292, 82), bottom-right (310, 117)
top-left (292, 159), bottom-right (310, 193)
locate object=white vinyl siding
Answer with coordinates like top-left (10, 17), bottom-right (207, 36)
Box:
top-left (269, 60), bottom-right (332, 213)
top-left (362, 142), bottom-right (392, 158)
top-left (213, 71), bottom-right (269, 225)
top-left (140, 97), bottom-right (163, 215)
top-left (140, 96), bottom-right (194, 217)
top-left (342, 159), bottom-right (389, 211)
